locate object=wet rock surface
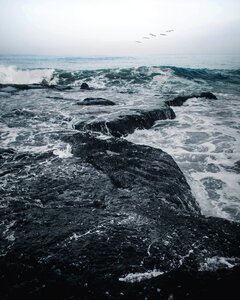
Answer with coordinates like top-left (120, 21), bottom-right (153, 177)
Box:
top-left (75, 107), bottom-right (176, 137)
top-left (0, 77), bottom-right (239, 300)
top-left (0, 133), bottom-right (239, 299)
top-left (0, 83), bottom-right (46, 91)
top-left (165, 92), bottom-right (217, 106)
top-left (80, 82), bottom-right (91, 90)
top-left (77, 97), bottom-right (116, 106)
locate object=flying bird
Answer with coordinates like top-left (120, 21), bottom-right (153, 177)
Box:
top-left (143, 37), bottom-right (150, 39)
top-left (160, 33), bottom-right (167, 36)
top-left (136, 41), bottom-right (142, 43)
top-left (149, 33), bottom-right (156, 37)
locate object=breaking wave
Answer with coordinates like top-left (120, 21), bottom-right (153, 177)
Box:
top-left (1, 65), bottom-right (239, 88)
top-left (167, 66), bottom-right (240, 84)
top-left (56, 66), bottom-right (240, 86)
top-left (0, 59), bottom-right (239, 224)
top-left (0, 65), bottom-right (55, 85)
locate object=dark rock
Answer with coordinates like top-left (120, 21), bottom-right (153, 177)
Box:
top-left (64, 132), bottom-right (199, 214)
top-left (0, 132), bottom-right (239, 299)
top-left (200, 92), bottom-right (217, 99)
top-left (41, 79), bottom-right (49, 86)
top-left (47, 96), bottom-right (66, 100)
top-left (75, 107), bottom-right (176, 137)
top-left (166, 92), bottom-right (217, 106)
top-left (0, 83), bottom-right (71, 91)
top-left (80, 82), bottom-right (91, 90)
top-left (165, 96), bottom-right (191, 106)
top-left (77, 97), bottom-right (116, 106)
top-left (0, 83), bottom-right (46, 91)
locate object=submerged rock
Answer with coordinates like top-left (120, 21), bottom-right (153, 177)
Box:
top-left (166, 92), bottom-right (217, 106)
top-left (75, 107), bottom-right (176, 137)
top-left (0, 133), bottom-right (239, 299)
top-left (77, 97), bottom-right (116, 106)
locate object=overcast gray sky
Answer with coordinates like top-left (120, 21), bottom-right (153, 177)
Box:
top-left (0, 0), bottom-right (240, 56)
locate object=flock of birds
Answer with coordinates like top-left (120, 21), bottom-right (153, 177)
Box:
top-left (136, 29), bottom-right (174, 43)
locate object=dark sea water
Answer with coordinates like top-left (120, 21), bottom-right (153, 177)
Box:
top-left (0, 54), bottom-right (240, 223)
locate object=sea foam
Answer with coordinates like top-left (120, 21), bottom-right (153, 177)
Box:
top-left (119, 269), bottom-right (164, 283)
top-left (0, 64), bottom-right (55, 85)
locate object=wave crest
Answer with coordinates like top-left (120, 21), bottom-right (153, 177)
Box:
top-left (166, 66), bottom-right (240, 84)
top-left (1, 64), bottom-right (239, 87)
top-left (0, 65), bottom-right (56, 85)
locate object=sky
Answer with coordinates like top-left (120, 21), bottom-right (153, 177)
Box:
top-left (0, 0), bottom-right (240, 56)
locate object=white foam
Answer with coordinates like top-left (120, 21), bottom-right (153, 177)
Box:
top-left (0, 64), bottom-right (55, 84)
top-left (119, 269), bottom-right (164, 283)
top-left (0, 125), bottom-right (20, 147)
top-left (69, 227), bottom-right (105, 241)
top-left (53, 143), bottom-right (73, 158)
top-left (199, 256), bottom-right (240, 271)
top-left (126, 94), bottom-right (240, 222)
top-left (117, 212), bottom-right (149, 226)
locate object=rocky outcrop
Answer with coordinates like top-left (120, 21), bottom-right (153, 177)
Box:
top-left (77, 97), bottom-right (116, 106)
top-left (75, 107), bottom-right (176, 137)
top-left (0, 133), bottom-right (239, 300)
top-left (166, 92), bottom-right (217, 106)
top-left (64, 133), bottom-right (199, 214)
top-left (80, 82), bottom-right (91, 90)
top-left (0, 83), bottom-right (72, 92)
top-left (200, 92), bottom-right (217, 99)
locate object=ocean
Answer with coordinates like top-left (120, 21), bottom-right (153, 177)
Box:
top-left (1, 54), bottom-right (240, 298)
top-left (1, 54), bottom-right (239, 222)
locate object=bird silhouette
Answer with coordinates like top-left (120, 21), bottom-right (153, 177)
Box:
top-left (135, 30), bottom-right (174, 43)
